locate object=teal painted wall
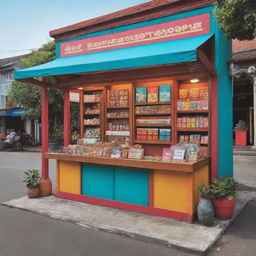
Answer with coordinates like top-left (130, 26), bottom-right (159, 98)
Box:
top-left (56, 5), bottom-right (232, 177)
top-left (114, 167), bottom-right (149, 206)
top-left (82, 164), bottom-right (149, 206)
top-left (82, 164), bottom-right (114, 200)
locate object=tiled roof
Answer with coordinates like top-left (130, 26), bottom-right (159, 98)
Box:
top-left (0, 53), bottom-right (31, 68)
top-left (230, 49), bottom-right (256, 63)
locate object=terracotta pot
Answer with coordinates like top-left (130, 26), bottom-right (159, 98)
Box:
top-left (211, 197), bottom-right (236, 220)
top-left (27, 187), bottom-right (40, 198)
top-left (40, 179), bottom-right (52, 196)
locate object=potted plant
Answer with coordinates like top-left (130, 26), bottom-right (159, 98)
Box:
top-left (197, 185), bottom-right (215, 226)
top-left (211, 176), bottom-right (238, 220)
top-left (23, 169), bottom-right (41, 198)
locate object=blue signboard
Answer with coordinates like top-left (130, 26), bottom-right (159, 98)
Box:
top-left (0, 108), bottom-right (26, 116)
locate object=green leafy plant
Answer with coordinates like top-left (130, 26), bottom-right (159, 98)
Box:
top-left (211, 176), bottom-right (238, 200)
top-left (214, 0), bottom-right (256, 40)
top-left (198, 185), bottom-right (212, 199)
top-left (23, 169), bottom-right (41, 188)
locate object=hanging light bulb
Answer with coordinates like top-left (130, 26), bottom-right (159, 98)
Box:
top-left (190, 75), bottom-right (199, 83)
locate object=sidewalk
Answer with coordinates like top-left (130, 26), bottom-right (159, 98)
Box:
top-left (3, 190), bottom-right (255, 254)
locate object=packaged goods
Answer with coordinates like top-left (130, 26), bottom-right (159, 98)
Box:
top-left (135, 87), bottom-right (147, 103)
top-left (109, 89), bottom-right (129, 107)
top-left (147, 86), bottom-right (158, 102)
top-left (159, 85), bottom-right (171, 102)
top-left (162, 148), bottom-right (173, 161)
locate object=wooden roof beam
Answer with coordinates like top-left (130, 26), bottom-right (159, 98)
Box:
top-left (197, 49), bottom-right (216, 77)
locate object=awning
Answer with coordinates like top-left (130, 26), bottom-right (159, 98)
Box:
top-left (0, 108), bottom-right (26, 116)
top-left (15, 34), bottom-right (213, 80)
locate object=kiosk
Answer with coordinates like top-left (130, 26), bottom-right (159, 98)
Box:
top-left (15, 0), bottom-right (232, 222)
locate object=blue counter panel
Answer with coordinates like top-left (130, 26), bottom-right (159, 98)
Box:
top-left (82, 164), bottom-right (114, 200)
top-left (81, 164), bottom-right (149, 206)
top-left (114, 167), bottom-right (149, 206)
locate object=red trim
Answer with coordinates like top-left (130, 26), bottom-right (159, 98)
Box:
top-left (149, 171), bottom-right (154, 207)
top-left (56, 192), bottom-right (192, 222)
top-left (211, 76), bottom-right (218, 179)
top-left (41, 87), bottom-right (49, 179)
top-left (64, 90), bottom-right (70, 147)
top-left (60, 14), bottom-right (210, 57)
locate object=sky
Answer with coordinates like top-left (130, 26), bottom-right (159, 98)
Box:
top-left (0, 0), bottom-right (148, 59)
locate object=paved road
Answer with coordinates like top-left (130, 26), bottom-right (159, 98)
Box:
top-left (0, 152), bottom-right (194, 256)
top-left (0, 151), bottom-right (255, 256)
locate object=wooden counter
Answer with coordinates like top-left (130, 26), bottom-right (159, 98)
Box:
top-left (45, 153), bottom-right (210, 173)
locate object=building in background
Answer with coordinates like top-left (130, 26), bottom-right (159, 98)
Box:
top-left (0, 54), bottom-right (40, 141)
top-left (230, 39), bottom-right (256, 148)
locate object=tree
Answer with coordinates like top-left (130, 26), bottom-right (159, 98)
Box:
top-left (214, 0), bottom-right (256, 40)
top-left (9, 41), bottom-right (79, 141)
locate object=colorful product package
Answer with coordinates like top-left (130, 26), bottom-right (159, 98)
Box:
top-left (148, 86), bottom-right (158, 102)
top-left (159, 85), bottom-right (171, 102)
top-left (136, 87), bottom-right (147, 103)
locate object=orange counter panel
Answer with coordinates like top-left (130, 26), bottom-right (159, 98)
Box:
top-left (153, 171), bottom-right (192, 214)
top-left (58, 161), bottom-right (81, 194)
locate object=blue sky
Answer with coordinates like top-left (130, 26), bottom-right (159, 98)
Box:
top-left (0, 0), bottom-right (148, 59)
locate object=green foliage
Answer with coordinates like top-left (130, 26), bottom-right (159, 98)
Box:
top-left (211, 176), bottom-right (238, 200)
top-left (23, 169), bottom-right (41, 188)
top-left (9, 41), bottom-right (79, 140)
top-left (9, 41), bottom-right (63, 124)
top-left (198, 185), bottom-right (212, 199)
top-left (214, 0), bottom-right (256, 40)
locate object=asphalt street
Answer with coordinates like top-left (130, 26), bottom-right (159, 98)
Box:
top-left (0, 151), bottom-right (255, 256)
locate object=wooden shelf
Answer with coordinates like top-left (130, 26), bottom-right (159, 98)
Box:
top-left (134, 140), bottom-right (172, 145)
top-left (135, 101), bottom-right (171, 106)
top-left (84, 113), bottom-right (100, 116)
top-left (177, 128), bottom-right (208, 132)
top-left (84, 124), bottom-right (100, 126)
top-left (107, 106), bottom-right (129, 109)
top-left (107, 117), bottom-right (129, 119)
top-left (135, 113), bottom-right (171, 116)
top-left (177, 110), bottom-right (208, 113)
top-left (84, 101), bottom-right (101, 104)
top-left (136, 124), bottom-right (171, 127)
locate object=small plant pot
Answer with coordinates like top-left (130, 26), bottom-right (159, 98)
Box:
top-left (211, 197), bottom-right (236, 220)
top-left (27, 187), bottom-right (40, 198)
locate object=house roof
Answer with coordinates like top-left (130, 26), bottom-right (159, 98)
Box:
top-left (230, 49), bottom-right (256, 63)
top-left (50, 0), bottom-right (215, 41)
top-left (0, 53), bottom-right (31, 69)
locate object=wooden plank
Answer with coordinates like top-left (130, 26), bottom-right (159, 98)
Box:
top-left (45, 153), bottom-right (210, 173)
top-left (51, 0), bottom-right (214, 41)
top-left (197, 49), bottom-right (217, 77)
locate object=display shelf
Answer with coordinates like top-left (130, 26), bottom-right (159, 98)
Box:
top-left (84, 101), bottom-right (101, 104)
top-left (84, 113), bottom-right (100, 116)
top-left (107, 117), bottom-right (129, 120)
top-left (136, 124), bottom-right (171, 128)
top-left (83, 124), bottom-right (100, 127)
top-left (107, 106), bottom-right (129, 109)
top-left (135, 113), bottom-right (171, 116)
top-left (134, 140), bottom-right (172, 145)
top-left (135, 102), bottom-right (171, 106)
top-left (177, 128), bottom-right (208, 132)
top-left (106, 131), bottom-right (130, 136)
top-left (177, 110), bottom-right (208, 113)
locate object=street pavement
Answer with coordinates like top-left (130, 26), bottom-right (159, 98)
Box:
top-left (0, 151), bottom-right (256, 256)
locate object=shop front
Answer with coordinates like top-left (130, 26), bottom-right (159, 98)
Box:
top-left (14, 0), bottom-right (232, 222)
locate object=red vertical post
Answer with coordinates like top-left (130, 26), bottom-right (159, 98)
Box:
top-left (64, 90), bottom-right (70, 146)
top-left (79, 90), bottom-right (84, 138)
top-left (40, 86), bottom-right (52, 196)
